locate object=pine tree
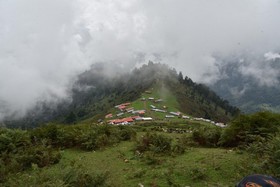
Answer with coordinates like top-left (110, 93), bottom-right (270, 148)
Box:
top-left (178, 71), bottom-right (184, 83)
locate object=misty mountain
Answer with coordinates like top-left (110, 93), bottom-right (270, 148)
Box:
top-left (4, 62), bottom-right (239, 128)
top-left (209, 57), bottom-right (280, 113)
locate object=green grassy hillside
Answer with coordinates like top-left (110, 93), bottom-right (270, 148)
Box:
top-left (102, 78), bottom-right (237, 127)
top-left (2, 123), bottom-right (258, 187)
top-left (73, 62), bottom-right (239, 125)
top-left (3, 111), bottom-right (280, 186)
top-left (7, 141), bottom-right (254, 187)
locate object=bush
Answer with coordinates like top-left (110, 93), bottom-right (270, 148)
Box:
top-left (30, 124), bottom-right (60, 146)
top-left (0, 127), bottom-right (62, 183)
top-left (267, 135), bottom-right (280, 177)
top-left (63, 166), bottom-right (109, 187)
top-left (171, 142), bottom-right (186, 154)
top-left (135, 133), bottom-right (172, 154)
top-left (0, 124), bottom-right (136, 183)
top-left (32, 144), bottom-right (61, 168)
top-left (4, 163), bottom-right (109, 187)
top-left (189, 167), bottom-right (207, 181)
top-left (192, 126), bottom-right (221, 147)
top-left (117, 126), bottom-right (136, 141)
top-left (31, 124), bottom-right (136, 151)
top-left (0, 142), bottom-right (61, 183)
top-left (79, 130), bottom-right (99, 151)
top-left (243, 133), bottom-right (280, 178)
top-left (0, 128), bottom-right (31, 153)
top-left (219, 112), bottom-right (280, 147)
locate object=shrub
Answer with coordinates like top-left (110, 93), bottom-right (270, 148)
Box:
top-left (267, 135), bottom-right (280, 177)
top-left (31, 144), bottom-right (61, 168)
top-left (189, 167), bottom-right (207, 181)
top-left (171, 142), bottom-right (186, 154)
top-left (30, 124), bottom-right (60, 146)
top-left (219, 112), bottom-right (280, 147)
top-left (0, 144), bottom-right (61, 183)
top-left (135, 133), bottom-right (172, 154)
top-left (244, 133), bottom-right (280, 177)
top-left (4, 163), bottom-right (109, 187)
top-left (143, 152), bottom-right (164, 165)
top-left (117, 126), bottom-right (136, 141)
top-left (63, 125), bottom-right (135, 151)
top-left (0, 124), bottom-right (136, 183)
top-left (64, 168), bottom-right (109, 187)
top-left (192, 126), bottom-right (221, 147)
top-left (0, 128), bottom-right (31, 153)
top-left (0, 127), bottom-right (61, 183)
top-left (79, 130), bottom-right (98, 151)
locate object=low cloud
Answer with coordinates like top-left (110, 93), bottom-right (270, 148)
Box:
top-left (1, 0), bottom-right (280, 119)
top-left (229, 86), bottom-right (248, 99)
top-left (238, 59), bottom-right (280, 87)
top-left (264, 52), bottom-right (280, 61)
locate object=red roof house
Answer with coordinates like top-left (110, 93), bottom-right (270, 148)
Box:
top-left (105, 114), bottom-right (113, 118)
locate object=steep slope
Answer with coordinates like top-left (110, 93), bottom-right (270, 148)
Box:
top-left (116, 78), bottom-right (238, 124)
top-left (4, 62), bottom-right (239, 128)
top-left (64, 62), bottom-right (239, 123)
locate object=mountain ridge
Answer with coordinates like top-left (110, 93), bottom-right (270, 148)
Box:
top-left (3, 62), bottom-right (239, 128)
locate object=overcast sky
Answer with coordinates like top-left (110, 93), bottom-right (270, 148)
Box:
top-left (1, 0), bottom-right (280, 119)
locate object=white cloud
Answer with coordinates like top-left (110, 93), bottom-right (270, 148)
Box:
top-left (238, 58), bottom-right (279, 87)
top-left (1, 0), bottom-right (280, 119)
top-left (264, 52), bottom-right (280, 61)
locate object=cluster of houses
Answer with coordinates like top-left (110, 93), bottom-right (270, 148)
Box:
top-left (149, 104), bottom-right (191, 119)
top-left (193, 117), bottom-right (226, 128)
top-left (105, 102), bottom-right (153, 125)
top-left (104, 99), bottom-right (226, 128)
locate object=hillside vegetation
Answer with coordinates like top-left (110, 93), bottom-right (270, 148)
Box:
top-left (1, 111), bottom-right (280, 186)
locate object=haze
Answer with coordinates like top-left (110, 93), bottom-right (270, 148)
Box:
top-left (1, 0), bottom-right (280, 119)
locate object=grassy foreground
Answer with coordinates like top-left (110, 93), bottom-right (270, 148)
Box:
top-left (5, 134), bottom-right (256, 187)
top-left (3, 111), bottom-right (280, 186)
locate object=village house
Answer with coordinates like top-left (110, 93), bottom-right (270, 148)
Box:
top-left (108, 117), bottom-right (134, 125)
top-left (116, 112), bottom-right (124, 117)
top-left (135, 117), bottom-right (143, 121)
top-left (150, 105), bottom-right (156, 109)
top-left (215, 123), bottom-right (226, 128)
top-left (155, 99), bottom-right (163, 103)
top-left (170, 111), bottom-right (181, 116)
top-left (194, 117), bottom-right (204, 121)
top-left (142, 117), bottom-right (153, 121)
top-left (152, 109), bottom-right (166, 113)
top-left (125, 107), bottom-right (134, 112)
top-left (182, 115), bottom-right (190, 119)
top-left (133, 110), bottom-right (146, 115)
top-left (131, 116), bottom-right (141, 120)
top-left (105, 114), bottom-right (113, 118)
top-left (115, 103), bottom-right (131, 111)
top-left (165, 115), bottom-right (175, 118)
top-left (118, 105), bottom-right (126, 111)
